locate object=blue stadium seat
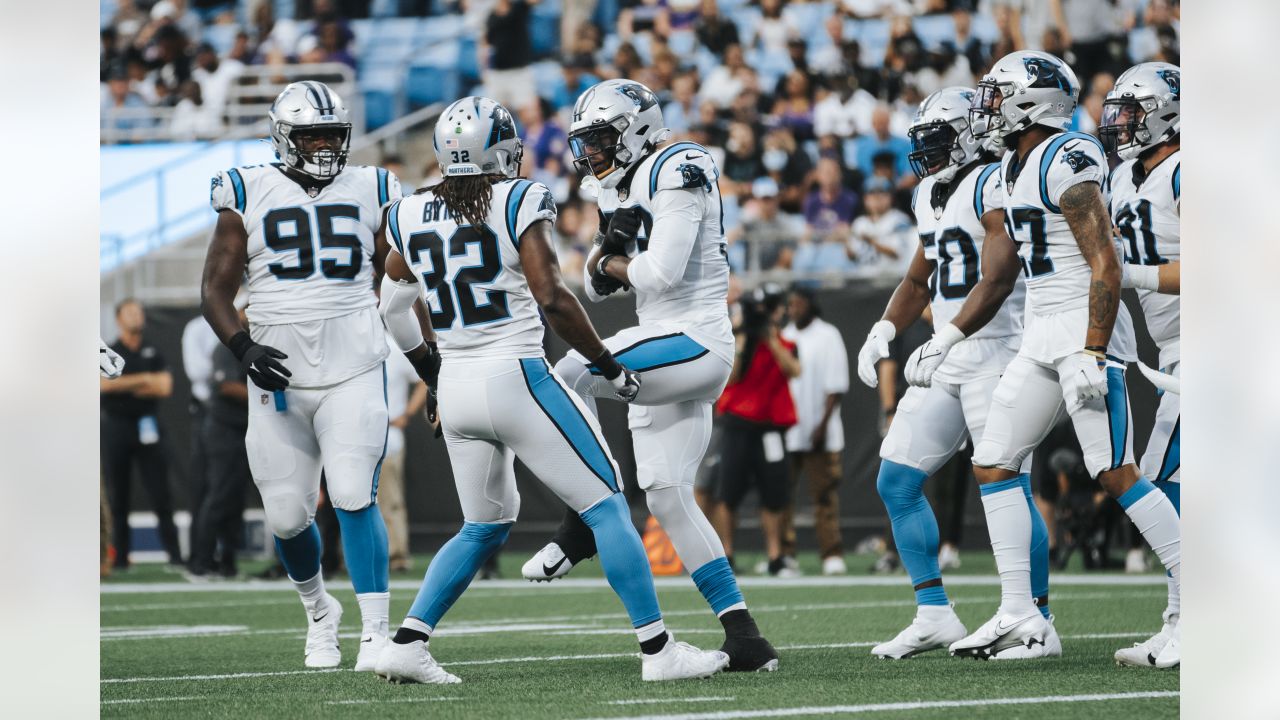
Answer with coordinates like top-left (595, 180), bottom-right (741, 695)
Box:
top-left (730, 6), bottom-right (762, 50)
top-left (912, 14), bottom-right (956, 51)
top-left (530, 12), bottom-right (560, 56)
top-left (370, 0), bottom-right (399, 18)
top-left (101, 0), bottom-right (117, 29)
top-left (419, 15), bottom-right (467, 44)
top-left (364, 90), bottom-right (397, 130)
top-left (592, 0), bottom-right (620, 33)
top-left (970, 12), bottom-right (999, 44)
top-left (668, 29), bottom-right (697, 57)
top-left (783, 2), bottom-right (834, 42)
top-left (748, 48), bottom-right (794, 90)
top-left (359, 61), bottom-right (404, 93)
top-left (274, 0), bottom-right (296, 22)
top-left (456, 37), bottom-right (481, 83)
top-left (202, 24), bottom-right (240, 56)
top-left (350, 19), bottom-right (374, 51)
top-left (532, 61), bottom-right (563, 100)
top-left (405, 41), bottom-right (463, 108)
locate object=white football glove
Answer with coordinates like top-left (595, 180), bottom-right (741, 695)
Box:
top-left (1138, 361), bottom-right (1180, 395)
top-left (904, 323), bottom-right (965, 388)
top-left (1061, 350), bottom-right (1109, 406)
top-left (857, 320), bottom-right (896, 388)
top-left (100, 337), bottom-right (125, 378)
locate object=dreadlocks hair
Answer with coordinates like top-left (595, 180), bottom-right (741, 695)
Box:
top-left (426, 174), bottom-right (502, 228)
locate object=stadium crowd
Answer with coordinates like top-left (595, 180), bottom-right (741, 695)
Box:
top-left (100, 0), bottom-right (1179, 577)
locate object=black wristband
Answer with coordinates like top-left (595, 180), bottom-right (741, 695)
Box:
top-left (228, 331), bottom-right (255, 362)
top-left (594, 350), bottom-right (623, 381)
top-left (596, 254), bottom-right (619, 276)
top-left (1084, 345), bottom-right (1107, 354)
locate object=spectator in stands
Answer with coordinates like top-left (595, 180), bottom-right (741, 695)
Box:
top-left (192, 43), bottom-right (244, 127)
top-left (814, 73), bottom-right (877, 139)
top-left (552, 53), bottom-right (600, 112)
top-left (188, 321), bottom-right (252, 578)
top-left (811, 15), bottom-right (850, 78)
top-left (299, 18), bottom-right (358, 69)
top-left (251, 0), bottom-right (303, 65)
top-left (781, 287), bottom-right (850, 576)
top-left (700, 42), bottom-right (748, 109)
top-left (760, 127), bottom-right (811, 212)
top-left (110, 0), bottom-right (151, 49)
top-left (656, 0), bottom-right (702, 35)
top-left (855, 104), bottom-right (912, 181)
top-left (381, 333), bottom-right (429, 573)
top-left (841, 0), bottom-right (913, 19)
top-left (610, 41), bottom-right (644, 81)
top-left (712, 285), bottom-right (801, 576)
top-left (147, 24), bottom-right (194, 107)
top-left (663, 71), bottom-right (700, 135)
top-left (1041, 25), bottom-right (1078, 72)
top-left (150, 0), bottom-right (204, 42)
top-left (553, 200), bottom-right (592, 278)
top-left (170, 80), bottom-right (225, 139)
top-left (619, 0), bottom-right (665, 39)
top-left (381, 154), bottom-right (414, 194)
top-left (848, 176), bottom-right (914, 272)
top-left (482, 0), bottom-right (540, 111)
top-left (560, 0), bottom-right (599, 55)
top-left (520, 98), bottom-right (570, 197)
top-left (942, 6), bottom-right (989, 81)
top-left (1129, 0), bottom-right (1179, 62)
top-left (690, 99), bottom-right (729, 148)
top-left (100, 299), bottom-right (180, 570)
top-left (771, 70), bottom-right (816, 141)
top-left (794, 157), bottom-right (858, 275)
top-left (1061, 0), bottom-right (1129, 82)
top-left (727, 177), bottom-right (800, 274)
top-left (646, 46), bottom-right (681, 100)
top-left (751, 0), bottom-right (798, 55)
top-left (1080, 71), bottom-right (1115, 129)
top-left (103, 70), bottom-right (154, 133)
top-left (102, 27), bottom-right (122, 83)
top-left (722, 121), bottom-right (765, 196)
top-left (695, 0), bottom-right (739, 56)
top-left (729, 69), bottom-right (766, 126)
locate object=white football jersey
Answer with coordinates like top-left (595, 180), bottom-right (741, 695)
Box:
top-left (590, 141), bottom-right (734, 364)
top-left (1001, 131), bottom-right (1136, 362)
top-left (210, 162), bottom-right (401, 387)
top-left (210, 163), bottom-right (402, 325)
top-left (387, 178), bottom-right (556, 361)
top-left (1107, 150), bottom-right (1180, 366)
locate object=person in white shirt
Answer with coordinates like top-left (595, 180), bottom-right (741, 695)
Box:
top-left (380, 335), bottom-right (428, 573)
top-left (848, 177), bottom-right (915, 273)
top-left (780, 288), bottom-right (849, 576)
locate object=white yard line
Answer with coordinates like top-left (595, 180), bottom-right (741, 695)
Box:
top-left (101, 696), bottom-right (207, 705)
top-left (101, 632), bottom-right (1154, 684)
top-left (608, 698), bottom-right (737, 706)
top-left (575, 691), bottom-right (1180, 720)
top-left (100, 573), bottom-right (1169, 595)
top-left (326, 697), bottom-right (462, 705)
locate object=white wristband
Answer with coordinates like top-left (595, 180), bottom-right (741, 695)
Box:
top-left (871, 319), bottom-right (896, 342)
top-left (1123, 263), bottom-right (1160, 291)
top-left (935, 322), bottom-right (966, 347)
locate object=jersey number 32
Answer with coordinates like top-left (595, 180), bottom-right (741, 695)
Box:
top-left (407, 226), bottom-right (511, 329)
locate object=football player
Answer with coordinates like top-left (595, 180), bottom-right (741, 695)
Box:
top-left (944, 51), bottom-right (1181, 660)
top-left (520, 79), bottom-right (778, 672)
top-left (1100, 62), bottom-right (1181, 669)
top-left (374, 96), bottom-right (728, 683)
top-left (857, 86), bottom-right (1059, 659)
top-left (201, 82), bottom-right (403, 671)
top-left (100, 338), bottom-right (125, 378)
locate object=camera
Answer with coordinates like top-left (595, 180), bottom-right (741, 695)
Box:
top-left (738, 283), bottom-right (787, 340)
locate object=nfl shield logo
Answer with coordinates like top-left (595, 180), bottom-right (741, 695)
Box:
top-left (261, 394), bottom-right (270, 405)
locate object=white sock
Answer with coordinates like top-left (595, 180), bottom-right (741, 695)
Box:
top-left (636, 619), bottom-right (667, 644)
top-left (979, 485), bottom-right (1036, 616)
top-left (401, 616), bottom-right (433, 637)
top-left (918, 604), bottom-right (956, 622)
top-left (1165, 574), bottom-right (1180, 623)
top-left (357, 592), bottom-right (390, 637)
top-left (1124, 490), bottom-right (1181, 589)
top-left (293, 571), bottom-right (326, 609)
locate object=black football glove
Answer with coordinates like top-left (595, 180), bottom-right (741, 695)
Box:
top-left (408, 341), bottom-right (441, 388)
top-left (600, 206), bottom-right (642, 256)
top-left (228, 331), bottom-right (291, 392)
top-left (591, 257), bottom-right (626, 297)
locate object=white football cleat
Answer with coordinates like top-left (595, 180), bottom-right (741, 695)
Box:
top-left (522, 543), bottom-right (574, 582)
top-left (822, 555), bottom-right (848, 576)
top-left (1115, 616), bottom-right (1176, 667)
top-left (642, 636), bottom-right (730, 681)
top-left (949, 608), bottom-right (1050, 660)
top-left (1153, 621), bottom-right (1180, 668)
top-left (938, 544), bottom-right (961, 570)
top-left (354, 632), bottom-right (388, 672)
top-left (993, 614), bottom-right (1062, 659)
top-left (375, 640), bottom-right (462, 684)
top-left (303, 593), bottom-right (343, 668)
top-left (872, 604), bottom-right (967, 659)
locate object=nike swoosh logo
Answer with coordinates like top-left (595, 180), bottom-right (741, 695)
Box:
top-left (542, 557), bottom-right (567, 576)
top-left (684, 153), bottom-right (701, 160)
top-left (1063, 141), bottom-right (1078, 152)
top-left (361, 637), bottom-right (373, 644)
top-left (311, 612), bottom-right (328, 623)
top-left (919, 349), bottom-right (943, 361)
top-left (995, 616), bottom-right (1028, 633)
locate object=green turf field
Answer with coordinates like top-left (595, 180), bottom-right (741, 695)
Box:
top-left (101, 552), bottom-right (1179, 718)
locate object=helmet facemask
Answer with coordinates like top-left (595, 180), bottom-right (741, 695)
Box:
top-left (569, 119), bottom-right (627, 183)
top-left (281, 123), bottom-right (351, 179)
top-left (1100, 97), bottom-right (1157, 160)
top-left (969, 79), bottom-right (1010, 147)
top-left (908, 120), bottom-right (965, 180)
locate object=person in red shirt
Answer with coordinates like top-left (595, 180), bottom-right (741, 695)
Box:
top-left (712, 285), bottom-right (802, 576)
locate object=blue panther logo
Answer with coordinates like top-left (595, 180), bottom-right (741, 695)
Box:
top-left (211, 174), bottom-right (223, 190)
top-left (1023, 57), bottom-right (1072, 92)
top-left (1060, 143), bottom-right (1098, 174)
top-left (1157, 68), bottom-right (1180, 102)
top-left (616, 82), bottom-right (659, 111)
top-left (486, 105), bottom-right (517, 149)
top-left (677, 163), bottom-right (711, 191)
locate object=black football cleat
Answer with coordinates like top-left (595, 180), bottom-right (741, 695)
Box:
top-left (720, 634), bottom-right (780, 672)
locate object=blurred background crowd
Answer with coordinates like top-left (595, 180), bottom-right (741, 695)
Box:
top-left (99, 0), bottom-right (1177, 579)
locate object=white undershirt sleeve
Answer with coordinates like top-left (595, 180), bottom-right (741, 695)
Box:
top-left (625, 188), bottom-right (704, 293)
top-left (378, 271), bottom-right (425, 353)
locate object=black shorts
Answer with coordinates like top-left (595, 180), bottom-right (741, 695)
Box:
top-left (715, 415), bottom-right (791, 512)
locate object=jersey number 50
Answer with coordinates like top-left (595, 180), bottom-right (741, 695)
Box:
top-left (406, 225), bottom-right (511, 329)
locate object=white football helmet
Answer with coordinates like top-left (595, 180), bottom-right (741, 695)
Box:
top-left (268, 81), bottom-right (352, 179)
top-left (908, 86), bottom-right (982, 182)
top-left (970, 51), bottom-right (1079, 148)
top-left (568, 79), bottom-right (670, 189)
top-left (432, 96), bottom-right (524, 178)
top-left (1100, 62), bottom-right (1180, 160)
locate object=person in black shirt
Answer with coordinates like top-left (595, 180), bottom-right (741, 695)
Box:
top-left (187, 341), bottom-right (251, 578)
top-left (100, 299), bottom-right (180, 568)
top-left (483, 0), bottom-right (539, 111)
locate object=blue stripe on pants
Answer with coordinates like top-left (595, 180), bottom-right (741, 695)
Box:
top-left (588, 334), bottom-right (709, 375)
top-left (1104, 366), bottom-right (1129, 470)
top-left (520, 358), bottom-right (618, 491)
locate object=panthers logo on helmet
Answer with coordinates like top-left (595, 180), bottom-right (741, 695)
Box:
top-left (616, 82), bottom-right (659, 111)
top-left (485, 104), bottom-right (517, 149)
top-left (1060, 144), bottom-right (1098, 174)
top-left (1023, 57), bottom-right (1072, 92)
top-left (1157, 68), bottom-right (1180, 102)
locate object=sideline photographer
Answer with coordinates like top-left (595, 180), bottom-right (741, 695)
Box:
top-left (711, 284), bottom-right (801, 575)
